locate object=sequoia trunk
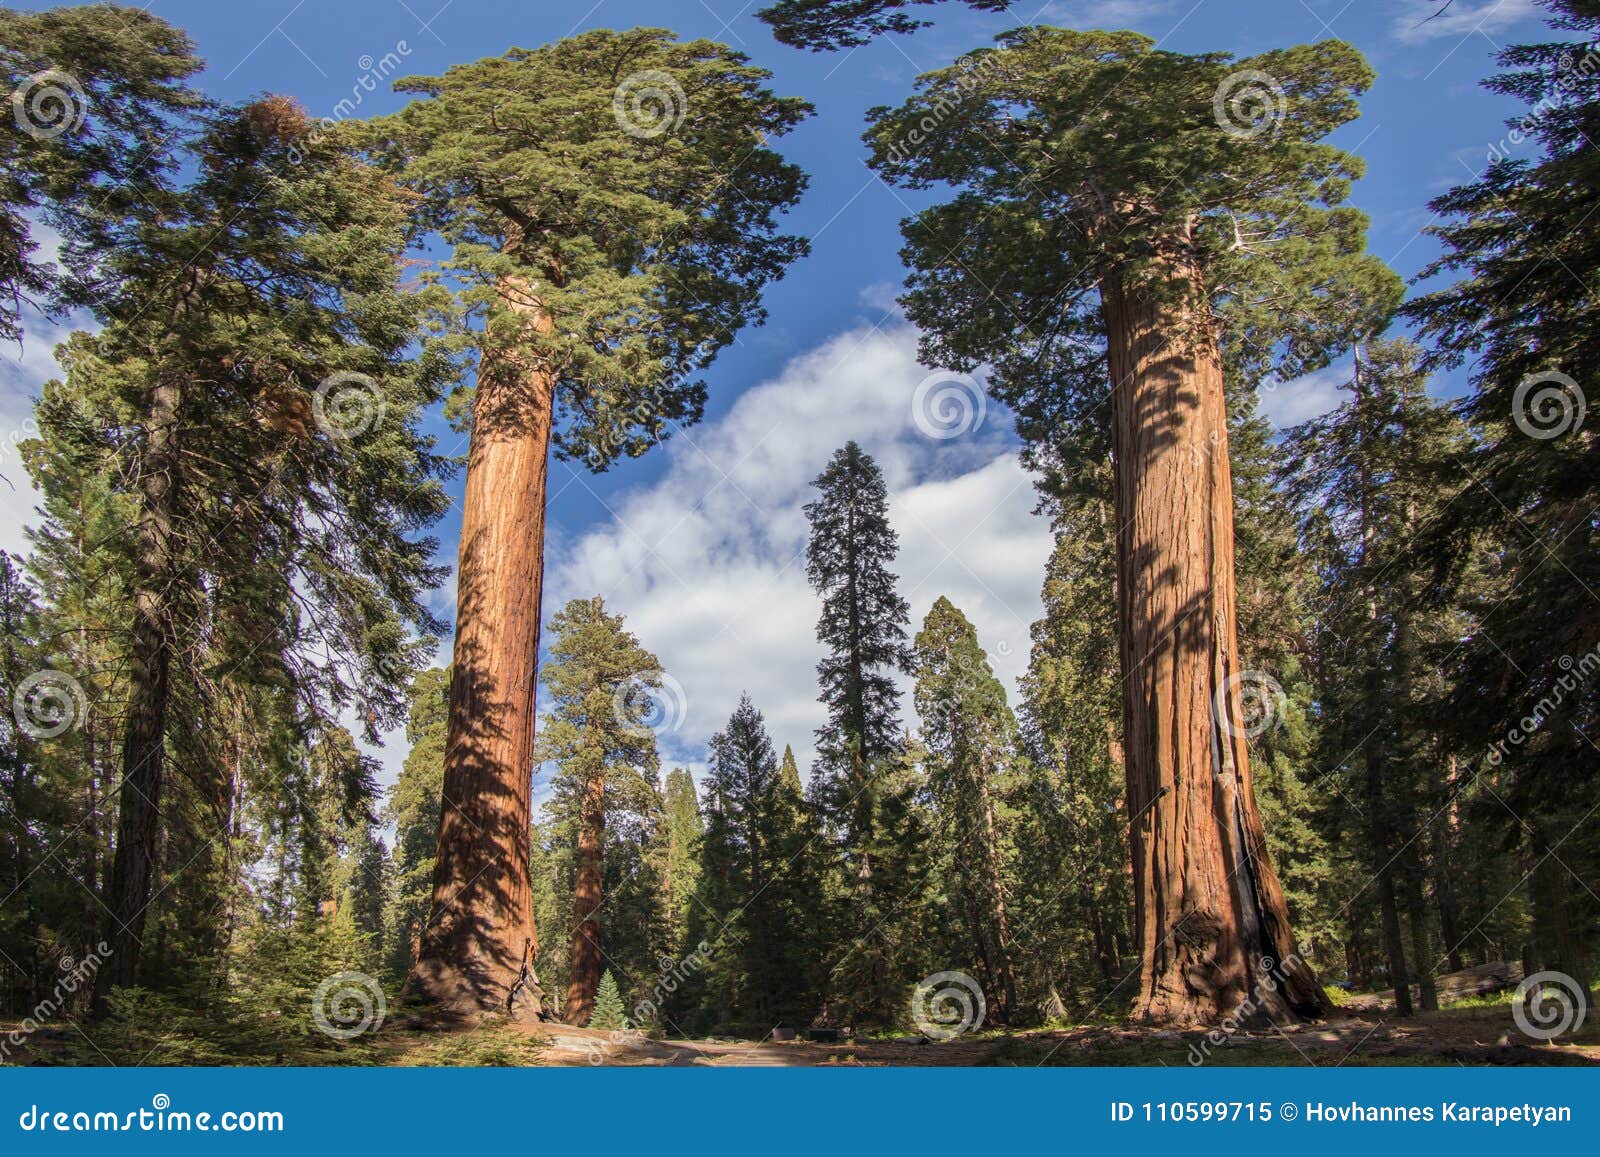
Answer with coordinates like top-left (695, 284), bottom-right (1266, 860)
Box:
top-left (97, 374), bottom-right (181, 1009)
top-left (405, 277), bottom-right (552, 1018)
top-left (1101, 232), bottom-right (1325, 1026)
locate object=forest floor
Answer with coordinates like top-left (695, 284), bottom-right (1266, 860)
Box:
top-left (7, 989), bottom-right (1597, 1066)
top-left (377, 987), bottom-right (1600, 1067)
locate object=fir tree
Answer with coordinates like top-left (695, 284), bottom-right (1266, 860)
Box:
top-left (383, 668), bottom-right (450, 981)
top-left (14, 96), bottom-right (456, 1006)
top-left (694, 697), bottom-right (824, 1030)
top-left (1280, 338), bottom-right (1478, 1010)
top-left (588, 970), bottom-right (627, 1031)
top-left (662, 767), bottom-right (704, 954)
top-left (0, 4), bottom-right (203, 342)
top-left (1403, 0), bottom-right (1600, 987)
top-left (804, 441), bottom-right (912, 835)
top-left (802, 441), bottom-right (924, 1025)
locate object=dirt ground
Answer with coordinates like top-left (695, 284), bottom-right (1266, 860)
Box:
top-left (6, 992), bottom-right (1596, 1067)
top-left (479, 997), bottom-right (1600, 1067)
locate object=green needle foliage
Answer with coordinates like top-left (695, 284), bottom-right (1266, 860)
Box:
top-left (0, 4), bottom-right (204, 341)
top-left (757, 0), bottom-right (1013, 51)
top-left (913, 596), bottom-right (1021, 1024)
top-left (864, 27), bottom-right (1403, 451)
top-left (357, 28), bottom-right (811, 469)
top-left (1404, 0), bottom-right (1600, 983)
top-left (588, 969), bottom-right (628, 1030)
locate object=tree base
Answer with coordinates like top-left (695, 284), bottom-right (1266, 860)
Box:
top-left (401, 960), bottom-right (545, 1026)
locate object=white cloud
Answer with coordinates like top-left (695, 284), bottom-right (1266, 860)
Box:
top-left (1038, 0), bottom-right (1174, 27)
top-left (543, 322), bottom-right (1054, 782)
top-left (0, 306), bottom-right (88, 559)
top-left (1256, 360), bottom-right (1352, 429)
top-left (1393, 0), bottom-right (1541, 44)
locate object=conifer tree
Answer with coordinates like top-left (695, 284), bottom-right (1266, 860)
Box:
top-left (1280, 338), bottom-right (1477, 1010)
top-left (803, 441), bottom-right (924, 1024)
top-left (757, 0), bottom-right (1013, 50)
top-left (358, 30), bottom-right (811, 1016)
top-left (534, 596), bottom-right (665, 1025)
top-left (384, 668), bottom-right (450, 981)
top-left (868, 27), bottom-right (1403, 1024)
top-left (912, 597), bottom-right (1020, 1023)
top-left (1404, 0), bottom-right (1600, 987)
top-left (588, 970), bottom-right (627, 1030)
top-left (662, 767), bottom-right (704, 953)
top-left (693, 697), bottom-right (824, 1030)
top-left (1014, 508), bottom-right (1134, 1010)
top-left (0, 4), bottom-right (203, 342)
top-left (804, 441), bottom-right (912, 837)
top-left (24, 97), bottom-right (455, 1006)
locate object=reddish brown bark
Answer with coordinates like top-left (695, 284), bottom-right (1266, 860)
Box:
top-left (565, 766), bottom-right (605, 1025)
top-left (1101, 230), bottom-right (1325, 1026)
top-left (404, 277), bottom-right (551, 1019)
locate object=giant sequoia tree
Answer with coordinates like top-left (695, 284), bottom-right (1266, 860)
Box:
top-left (360, 29), bottom-right (810, 1016)
top-left (869, 29), bottom-right (1402, 1023)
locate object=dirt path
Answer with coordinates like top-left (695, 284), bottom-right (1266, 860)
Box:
top-left (523, 1005), bottom-right (1600, 1067)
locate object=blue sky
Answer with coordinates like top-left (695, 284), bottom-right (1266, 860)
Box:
top-left (0, 0), bottom-right (1566, 786)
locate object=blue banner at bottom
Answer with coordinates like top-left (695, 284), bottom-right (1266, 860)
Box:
top-left (2, 1067), bottom-right (1593, 1152)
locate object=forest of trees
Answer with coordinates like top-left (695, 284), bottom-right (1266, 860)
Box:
top-left (0, 0), bottom-right (1597, 1056)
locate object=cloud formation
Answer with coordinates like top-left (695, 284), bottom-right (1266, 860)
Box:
top-left (542, 321), bottom-right (1054, 782)
top-left (1393, 0), bottom-right (1541, 44)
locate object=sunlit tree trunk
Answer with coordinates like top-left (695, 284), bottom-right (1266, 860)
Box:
top-left (1101, 227), bottom-right (1324, 1026)
top-left (405, 276), bottom-right (550, 1018)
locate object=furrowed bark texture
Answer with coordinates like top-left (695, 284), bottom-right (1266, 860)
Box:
top-left (406, 277), bottom-right (551, 1019)
top-left (1101, 236), bottom-right (1325, 1026)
